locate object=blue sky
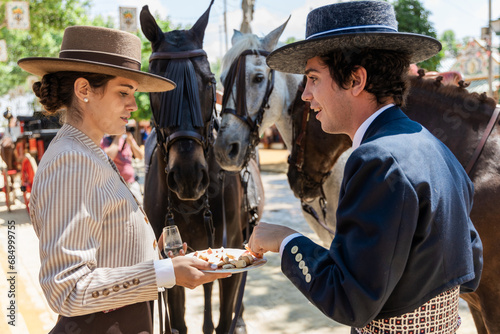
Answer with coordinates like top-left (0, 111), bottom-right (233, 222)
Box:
top-left (89, 0), bottom-right (499, 61)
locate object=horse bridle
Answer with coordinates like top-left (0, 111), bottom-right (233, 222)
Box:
top-left (151, 47), bottom-right (257, 334)
top-left (221, 49), bottom-right (275, 167)
top-left (150, 48), bottom-right (216, 154)
top-left (149, 48), bottom-right (217, 245)
top-left (288, 80), bottom-right (335, 236)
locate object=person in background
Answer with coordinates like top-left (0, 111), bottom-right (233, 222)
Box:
top-left (101, 118), bottom-right (144, 203)
top-left (248, 2), bottom-right (482, 333)
top-left (18, 25), bottom-right (230, 334)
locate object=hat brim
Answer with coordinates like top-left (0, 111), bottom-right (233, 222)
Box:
top-left (17, 58), bottom-right (176, 92)
top-left (266, 32), bottom-right (442, 74)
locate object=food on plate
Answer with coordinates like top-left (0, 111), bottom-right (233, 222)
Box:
top-left (192, 247), bottom-right (258, 270)
top-left (244, 244), bottom-right (263, 259)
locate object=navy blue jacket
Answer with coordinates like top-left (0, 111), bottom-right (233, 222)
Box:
top-left (281, 106), bottom-right (483, 328)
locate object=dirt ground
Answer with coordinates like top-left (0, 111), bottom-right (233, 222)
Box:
top-left (0, 150), bottom-right (478, 333)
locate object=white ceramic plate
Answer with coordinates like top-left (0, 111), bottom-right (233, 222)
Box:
top-left (187, 248), bottom-right (267, 273)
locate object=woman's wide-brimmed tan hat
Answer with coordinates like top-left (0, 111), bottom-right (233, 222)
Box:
top-left (18, 25), bottom-right (175, 92)
top-left (266, 0), bottom-right (442, 74)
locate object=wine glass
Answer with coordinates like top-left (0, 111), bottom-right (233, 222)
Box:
top-left (162, 225), bottom-right (183, 257)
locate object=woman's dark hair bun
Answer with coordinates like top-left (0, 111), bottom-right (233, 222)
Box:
top-left (33, 73), bottom-right (65, 114)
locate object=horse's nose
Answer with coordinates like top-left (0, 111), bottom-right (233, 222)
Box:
top-left (226, 141), bottom-right (241, 160)
top-left (167, 161), bottom-right (209, 200)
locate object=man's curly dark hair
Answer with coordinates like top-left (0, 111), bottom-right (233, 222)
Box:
top-left (320, 48), bottom-right (411, 107)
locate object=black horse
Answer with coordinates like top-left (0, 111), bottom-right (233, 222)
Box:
top-left (141, 2), bottom-right (260, 333)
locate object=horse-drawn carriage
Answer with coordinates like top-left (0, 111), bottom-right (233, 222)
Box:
top-left (1, 109), bottom-right (60, 212)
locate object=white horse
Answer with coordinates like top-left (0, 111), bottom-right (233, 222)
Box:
top-left (213, 21), bottom-right (348, 246)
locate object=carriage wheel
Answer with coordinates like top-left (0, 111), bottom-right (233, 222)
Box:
top-left (20, 153), bottom-right (37, 214)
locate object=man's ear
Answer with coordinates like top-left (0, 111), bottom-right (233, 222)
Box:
top-left (74, 78), bottom-right (90, 103)
top-left (351, 66), bottom-right (367, 97)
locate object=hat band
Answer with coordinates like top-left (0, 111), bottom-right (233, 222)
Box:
top-left (59, 50), bottom-right (141, 71)
top-left (307, 24), bottom-right (397, 40)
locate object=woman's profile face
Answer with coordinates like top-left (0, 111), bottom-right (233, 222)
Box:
top-left (83, 76), bottom-right (139, 142)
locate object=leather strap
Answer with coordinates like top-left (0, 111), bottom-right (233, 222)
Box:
top-left (158, 291), bottom-right (172, 334)
top-left (150, 49), bottom-right (207, 62)
top-left (465, 105), bottom-right (500, 175)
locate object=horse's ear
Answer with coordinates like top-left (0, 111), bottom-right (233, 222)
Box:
top-left (231, 29), bottom-right (244, 46)
top-left (261, 16), bottom-right (291, 51)
top-left (140, 5), bottom-right (163, 44)
top-left (191, 0), bottom-right (214, 44)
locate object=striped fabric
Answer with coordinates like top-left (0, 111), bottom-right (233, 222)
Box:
top-left (30, 124), bottom-right (160, 317)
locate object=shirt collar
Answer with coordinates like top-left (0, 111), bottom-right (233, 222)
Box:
top-left (352, 103), bottom-right (395, 150)
top-left (58, 123), bottom-right (108, 162)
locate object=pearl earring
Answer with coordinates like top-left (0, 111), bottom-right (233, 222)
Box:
top-left (83, 97), bottom-right (89, 103)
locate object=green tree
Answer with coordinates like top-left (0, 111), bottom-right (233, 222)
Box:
top-left (390, 0), bottom-right (443, 71)
top-left (440, 29), bottom-right (459, 58)
top-left (0, 1), bottom-right (178, 122)
top-left (0, 0), bottom-right (92, 95)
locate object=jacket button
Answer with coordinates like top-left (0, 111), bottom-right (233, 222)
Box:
top-left (133, 278), bottom-right (140, 285)
top-left (113, 285), bottom-right (120, 292)
top-left (298, 260), bottom-right (305, 269)
top-left (102, 289), bottom-right (110, 296)
top-left (302, 266), bottom-right (309, 275)
top-left (144, 217), bottom-right (149, 224)
top-left (153, 240), bottom-right (157, 249)
top-left (291, 246), bottom-right (298, 254)
top-left (92, 291), bottom-right (99, 298)
top-left (295, 253), bottom-right (303, 262)
top-left (305, 273), bottom-right (311, 283)
top-left (123, 282), bottom-right (130, 289)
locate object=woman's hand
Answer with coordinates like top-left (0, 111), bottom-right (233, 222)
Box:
top-left (158, 234), bottom-right (187, 258)
top-left (158, 234), bottom-right (232, 288)
top-left (172, 256), bottom-right (232, 289)
top-left (166, 242), bottom-right (187, 258)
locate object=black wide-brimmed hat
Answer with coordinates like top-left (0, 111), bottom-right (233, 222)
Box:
top-left (18, 25), bottom-right (176, 92)
top-left (267, 0), bottom-right (442, 74)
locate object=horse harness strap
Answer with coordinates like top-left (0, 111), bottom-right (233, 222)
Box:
top-left (293, 82), bottom-right (309, 172)
top-left (149, 49), bottom-right (207, 62)
top-left (221, 49), bottom-right (275, 167)
top-left (465, 105), bottom-right (500, 175)
top-left (165, 130), bottom-right (205, 148)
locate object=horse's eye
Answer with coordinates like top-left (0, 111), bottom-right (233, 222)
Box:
top-left (253, 74), bottom-right (265, 84)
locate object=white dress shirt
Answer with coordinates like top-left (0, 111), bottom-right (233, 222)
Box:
top-left (351, 104), bottom-right (394, 150)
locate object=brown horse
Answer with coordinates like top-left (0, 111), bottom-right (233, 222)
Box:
top-left (141, 3), bottom-right (261, 333)
top-left (287, 74), bottom-right (500, 334)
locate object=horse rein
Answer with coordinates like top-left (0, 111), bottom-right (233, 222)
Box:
top-left (465, 105), bottom-right (500, 175)
top-left (221, 49), bottom-right (275, 167)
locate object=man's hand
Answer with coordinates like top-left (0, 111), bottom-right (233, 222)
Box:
top-left (172, 257), bottom-right (232, 289)
top-left (247, 222), bottom-right (297, 255)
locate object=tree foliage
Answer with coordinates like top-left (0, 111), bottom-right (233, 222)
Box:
top-left (440, 29), bottom-right (459, 58)
top-left (390, 0), bottom-right (443, 71)
top-left (0, 0), bottom-right (93, 96)
top-left (0, 1), bottom-right (179, 121)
